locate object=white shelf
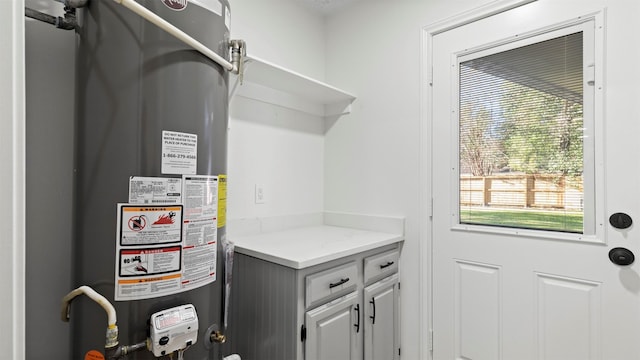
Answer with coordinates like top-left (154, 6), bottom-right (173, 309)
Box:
top-left (230, 54), bottom-right (356, 118)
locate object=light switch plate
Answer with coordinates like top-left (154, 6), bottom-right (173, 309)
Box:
top-left (255, 184), bottom-right (266, 204)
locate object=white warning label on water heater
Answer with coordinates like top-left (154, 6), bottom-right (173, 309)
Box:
top-left (181, 175), bottom-right (219, 289)
top-left (129, 176), bottom-right (182, 204)
top-left (119, 246), bottom-right (182, 276)
top-left (119, 206), bottom-right (183, 246)
top-left (114, 176), bottom-right (220, 301)
top-left (161, 131), bottom-right (197, 175)
top-left (115, 205), bottom-right (185, 301)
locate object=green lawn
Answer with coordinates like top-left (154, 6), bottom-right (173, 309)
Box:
top-left (460, 208), bottom-right (583, 233)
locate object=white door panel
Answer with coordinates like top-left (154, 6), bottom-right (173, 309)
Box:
top-left (430, 1), bottom-right (640, 359)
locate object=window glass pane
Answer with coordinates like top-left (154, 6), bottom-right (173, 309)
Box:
top-left (459, 32), bottom-right (584, 233)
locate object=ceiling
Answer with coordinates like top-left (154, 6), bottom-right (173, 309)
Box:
top-left (295, 0), bottom-right (361, 15)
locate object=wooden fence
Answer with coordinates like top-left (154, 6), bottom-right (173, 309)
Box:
top-left (460, 174), bottom-right (583, 210)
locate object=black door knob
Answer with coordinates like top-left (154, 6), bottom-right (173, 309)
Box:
top-left (609, 212), bottom-right (633, 229)
top-left (609, 247), bottom-right (635, 266)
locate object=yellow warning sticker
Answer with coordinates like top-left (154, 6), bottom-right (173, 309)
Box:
top-left (217, 175), bottom-right (227, 228)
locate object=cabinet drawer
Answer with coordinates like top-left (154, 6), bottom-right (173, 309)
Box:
top-left (364, 249), bottom-right (399, 284)
top-left (306, 262), bottom-right (358, 308)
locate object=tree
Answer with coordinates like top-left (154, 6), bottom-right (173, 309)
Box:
top-left (459, 102), bottom-right (507, 176)
top-left (499, 83), bottom-right (583, 176)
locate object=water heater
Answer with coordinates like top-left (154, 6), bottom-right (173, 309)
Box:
top-left (72, 0), bottom-right (231, 358)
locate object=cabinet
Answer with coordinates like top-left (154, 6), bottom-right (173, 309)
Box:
top-left (305, 291), bottom-right (361, 360)
top-left (227, 243), bottom-right (400, 360)
top-left (362, 248), bottom-right (400, 360)
top-left (364, 273), bottom-right (400, 360)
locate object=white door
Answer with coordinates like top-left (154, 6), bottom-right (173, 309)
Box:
top-left (305, 291), bottom-right (361, 360)
top-left (430, 1), bottom-right (640, 359)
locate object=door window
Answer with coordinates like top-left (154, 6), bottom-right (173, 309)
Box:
top-left (457, 22), bottom-right (596, 235)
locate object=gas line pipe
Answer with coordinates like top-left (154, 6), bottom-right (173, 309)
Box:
top-left (111, 0), bottom-right (245, 77)
top-left (62, 286), bottom-right (150, 359)
top-left (61, 286), bottom-right (119, 349)
top-left (47, 0), bottom-right (246, 75)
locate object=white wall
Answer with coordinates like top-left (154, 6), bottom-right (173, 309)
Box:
top-left (230, 0), bottom-right (326, 80)
top-left (227, 96), bottom-right (325, 223)
top-left (227, 0), bottom-right (328, 225)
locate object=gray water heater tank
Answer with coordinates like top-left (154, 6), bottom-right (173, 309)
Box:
top-left (73, 0), bottom-right (230, 358)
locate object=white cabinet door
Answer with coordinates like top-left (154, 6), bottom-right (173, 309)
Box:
top-left (364, 274), bottom-right (399, 360)
top-left (305, 291), bottom-right (361, 360)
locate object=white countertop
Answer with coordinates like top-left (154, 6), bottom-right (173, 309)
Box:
top-left (230, 225), bottom-right (404, 269)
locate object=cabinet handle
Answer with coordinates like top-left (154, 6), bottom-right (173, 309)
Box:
top-left (354, 304), bottom-right (360, 333)
top-left (329, 277), bottom-right (350, 289)
top-left (380, 261), bottom-right (395, 269)
top-left (369, 298), bottom-right (376, 324)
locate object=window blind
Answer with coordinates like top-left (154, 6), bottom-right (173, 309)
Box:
top-left (458, 32), bottom-right (584, 233)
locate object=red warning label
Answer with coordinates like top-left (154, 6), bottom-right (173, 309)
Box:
top-left (119, 206), bottom-right (183, 246)
top-left (119, 246), bottom-right (182, 277)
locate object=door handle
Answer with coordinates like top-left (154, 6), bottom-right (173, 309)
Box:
top-left (369, 298), bottom-right (376, 324)
top-left (609, 247), bottom-right (635, 266)
top-left (354, 304), bottom-right (360, 333)
top-left (609, 212), bottom-right (632, 229)
top-left (329, 277), bottom-right (350, 289)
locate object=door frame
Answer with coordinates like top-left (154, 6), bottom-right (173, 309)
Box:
top-left (418, 1), bottom-right (539, 358)
top-left (1, 1), bottom-right (26, 359)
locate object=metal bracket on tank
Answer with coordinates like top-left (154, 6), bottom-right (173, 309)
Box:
top-left (229, 40), bottom-right (248, 99)
top-left (229, 39), bottom-right (247, 84)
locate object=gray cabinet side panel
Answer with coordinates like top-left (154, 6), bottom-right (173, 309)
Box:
top-left (228, 254), bottom-right (298, 360)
